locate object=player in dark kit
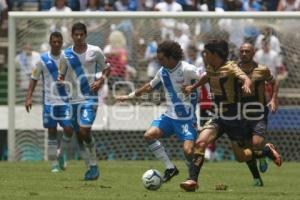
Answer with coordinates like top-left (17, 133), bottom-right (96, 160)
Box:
top-left (180, 39), bottom-right (281, 191)
top-left (233, 42), bottom-right (282, 186)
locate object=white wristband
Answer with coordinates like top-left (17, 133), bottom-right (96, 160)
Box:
top-left (128, 91), bottom-right (136, 99)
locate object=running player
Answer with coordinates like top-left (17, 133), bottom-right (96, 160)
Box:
top-left (58, 22), bottom-right (110, 180)
top-left (25, 31), bottom-right (73, 172)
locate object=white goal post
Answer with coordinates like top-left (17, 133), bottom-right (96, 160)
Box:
top-left (8, 12), bottom-right (300, 161)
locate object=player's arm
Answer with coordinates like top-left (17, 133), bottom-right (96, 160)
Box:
top-left (116, 83), bottom-right (154, 102)
top-left (239, 74), bottom-right (252, 94)
top-left (91, 49), bottom-right (110, 92)
top-left (182, 74), bottom-right (209, 95)
top-left (25, 61), bottom-right (42, 113)
top-left (232, 65), bottom-right (252, 94)
top-left (58, 54), bottom-right (68, 82)
top-left (265, 68), bottom-right (280, 114)
top-left (116, 69), bottom-right (161, 102)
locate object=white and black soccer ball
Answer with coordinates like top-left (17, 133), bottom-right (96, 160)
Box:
top-left (142, 169), bottom-right (163, 190)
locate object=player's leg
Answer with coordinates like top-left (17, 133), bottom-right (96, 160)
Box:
top-left (78, 102), bottom-right (99, 181)
top-left (57, 104), bottom-right (73, 170)
top-left (233, 119), bottom-right (282, 167)
top-left (251, 119), bottom-right (268, 173)
top-left (48, 127), bottom-right (60, 172)
top-left (145, 115), bottom-right (178, 182)
top-left (200, 109), bottom-right (216, 161)
top-left (231, 141), bottom-right (263, 187)
top-left (72, 103), bottom-right (89, 168)
top-left (175, 120), bottom-right (198, 183)
top-left (230, 138), bottom-right (282, 167)
top-left (43, 104), bottom-right (60, 172)
top-left (180, 121), bottom-right (219, 191)
top-left (182, 140), bottom-right (195, 182)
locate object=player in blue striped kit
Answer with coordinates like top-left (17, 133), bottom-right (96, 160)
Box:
top-left (117, 40), bottom-right (201, 183)
top-left (58, 22), bottom-right (110, 181)
top-left (25, 31), bottom-right (73, 172)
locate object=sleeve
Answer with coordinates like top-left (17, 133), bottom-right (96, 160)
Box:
top-left (149, 69), bottom-right (162, 89)
top-left (31, 60), bottom-right (43, 80)
top-left (96, 47), bottom-right (109, 72)
top-left (231, 63), bottom-right (247, 78)
top-left (263, 66), bottom-right (275, 82)
top-left (58, 54), bottom-right (68, 77)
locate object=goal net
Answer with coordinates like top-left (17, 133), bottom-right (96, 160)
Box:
top-left (7, 12), bottom-right (300, 161)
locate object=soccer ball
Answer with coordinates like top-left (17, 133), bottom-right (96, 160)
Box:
top-left (142, 169), bottom-right (163, 190)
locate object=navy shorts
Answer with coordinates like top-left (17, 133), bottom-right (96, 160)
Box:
top-left (200, 118), bottom-right (251, 141)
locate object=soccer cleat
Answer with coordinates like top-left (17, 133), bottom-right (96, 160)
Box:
top-left (265, 143), bottom-right (282, 167)
top-left (163, 166), bottom-right (179, 183)
top-left (84, 165), bottom-right (100, 181)
top-left (253, 178), bottom-right (264, 187)
top-left (58, 153), bottom-right (67, 171)
top-left (51, 164), bottom-right (60, 173)
top-left (259, 158), bottom-right (268, 173)
top-left (180, 179), bottom-right (199, 192)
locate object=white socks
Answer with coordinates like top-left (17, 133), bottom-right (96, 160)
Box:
top-left (84, 136), bottom-right (98, 167)
top-left (148, 140), bottom-right (175, 169)
top-left (48, 139), bottom-right (58, 165)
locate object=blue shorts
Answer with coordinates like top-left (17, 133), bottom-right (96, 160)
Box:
top-left (151, 114), bottom-right (197, 141)
top-left (72, 101), bottom-right (98, 132)
top-left (43, 104), bottom-right (72, 128)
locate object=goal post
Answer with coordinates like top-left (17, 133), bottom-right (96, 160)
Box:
top-left (8, 11), bottom-right (300, 161)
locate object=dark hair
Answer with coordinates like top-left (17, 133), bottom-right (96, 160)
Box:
top-left (72, 22), bottom-right (87, 35)
top-left (54, 0), bottom-right (67, 7)
top-left (204, 39), bottom-right (229, 61)
top-left (87, 0), bottom-right (100, 8)
top-left (157, 40), bottom-right (183, 61)
top-left (187, 44), bottom-right (198, 52)
top-left (49, 31), bottom-right (63, 42)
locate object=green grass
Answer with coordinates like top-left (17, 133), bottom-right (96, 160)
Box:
top-left (0, 161), bottom-right (299, 200)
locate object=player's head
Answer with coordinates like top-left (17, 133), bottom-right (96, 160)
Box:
top-left (71, 22), bottom-right (87, 46)
top-left (55, 0), bottom-right (67, 9)
top-left (22, 43), bottom-right (33, 55)
top-left (187, 44), bottom-right (198, 61)
top-left (203, 39), bottom-right (229, 66)
top-left (239, 42), bottom-right (255, 64)
top-left (157, 40), bottom-right (183, 69)
top-left (49, 31), bottom-right (63, 54)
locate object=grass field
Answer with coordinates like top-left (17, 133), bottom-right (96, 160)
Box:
top-left (0, 161), bottom-right (299, 200)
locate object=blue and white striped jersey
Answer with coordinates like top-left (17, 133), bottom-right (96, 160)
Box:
top-left (31, 51), bottom-right (68, 105)
top-left (59, 44), bottom-right (108, 103)
top-left (150, 61), bottom-right (200, 120)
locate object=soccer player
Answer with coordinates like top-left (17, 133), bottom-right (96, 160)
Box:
top-left (25, 31), bottom-right (73, 172)
top-left (234, 42), bottom-right (281, 186)
top-left (116, 40), bottom-right (200, 183)
top-left (180, 39), bottom-right (280, 191)
top-left (58, 22), bottom-right (110, 181)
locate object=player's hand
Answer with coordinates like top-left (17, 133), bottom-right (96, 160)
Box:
top-left (267, 98), bottom-right (278, 114)
top-left (182, 85), bottom-right (193, 95)
top-left (57, 75), bottom-right (65, 85)
top-left (242, 78), bottom-right (252, 94)
top-left (115, 95), bottom-right (130, 102)
top-left (91, 78), bottom-right (104, 92)
top-left (25, 98), bottom-right (32, 113)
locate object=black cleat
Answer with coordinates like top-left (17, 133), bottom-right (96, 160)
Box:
top-left (163, 166), bottom-right (179, 182)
